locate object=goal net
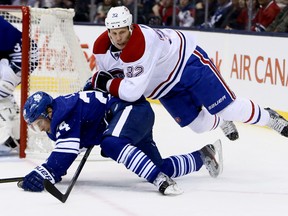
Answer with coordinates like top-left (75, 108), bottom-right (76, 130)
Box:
top-left (0, 6), bottom-right (92, 158)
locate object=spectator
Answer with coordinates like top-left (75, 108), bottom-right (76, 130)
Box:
top-left (266, 2), bottom-right (288, 32)
top-left (0, 0), bottom-right (12, 4)
top-left (152, 0), bottom-right (163, 17)
top-left (152, 0), bottom-right (179, 26)
top-left (230, 0), bottom-right (259, 30)
top-left (194, 0), bottom-right (218, 26)
top-left (54, 0), bottom-right (75, 8)
top-left (142, 0), bottom-right (156, 23)
top-left (200, 0), bottom-right (233, 28)
top-left (276, 0), bottom-right (287, 8)
top-left (123, 0), bottom-right (147, 24)
top-left (160, 0), bottom-right (180, 25)
top-left (148, 0), bottom-right (164, 25)
top-left (178, 0), bottom-right (196, 27)
top-left (251, 0), bottom-right (281, 31)
top-left (12, 0), bottom-right (37, 6)
top-left (94, 0), bottom-right (113, 24)
top-left (36, 0), bottom-right (55, 8)
top-left (74, 0), bottom-right (90, 22)
top-left (224, 0), bottom-right (249, 30)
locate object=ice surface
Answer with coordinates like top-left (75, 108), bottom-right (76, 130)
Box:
top-left (1, 104), bottom-right (288, 216)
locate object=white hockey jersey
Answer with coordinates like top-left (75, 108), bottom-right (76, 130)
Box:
top-left (93, 24), bottom-right (197, 101)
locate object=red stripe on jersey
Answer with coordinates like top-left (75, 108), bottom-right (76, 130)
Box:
top-left (93, 30), bottom-right (111, 54)
top-left (212, 115), bottom-right (220, 130)
top-left (193, 49), bottom-right (236, 100)
top-left (147, 30), bottom-right (184, 98)
top-left (109, 78), bottom-right (122, 97)
top-left (121, 24), bottom-right (145, 63)
top-left (244, 100), bottom-right (255, 123)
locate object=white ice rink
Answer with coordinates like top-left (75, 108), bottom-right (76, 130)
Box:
top-left (1, 104), bottom-right (288, 216)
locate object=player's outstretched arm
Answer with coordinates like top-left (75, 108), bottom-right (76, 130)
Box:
top-left (18, 164), bottom-right (61, 192)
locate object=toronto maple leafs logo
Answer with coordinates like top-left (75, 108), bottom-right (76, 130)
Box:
top-left (33, 93), bottom-right (42, 102)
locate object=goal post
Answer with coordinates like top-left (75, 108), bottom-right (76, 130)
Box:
top-left (0, 6), bottom-right (92, 158)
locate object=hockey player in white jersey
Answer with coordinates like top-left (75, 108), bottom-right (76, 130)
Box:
top-left (19, 90), bottom-right (223, 195)
top-left (0, 16), bottom-right (38, 155)
top-left (88, 6), bottom-right (288, 141)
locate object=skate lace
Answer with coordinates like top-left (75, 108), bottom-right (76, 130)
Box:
top-left (153, 173), bottom-right (169, 188)
top-left (153, 173), bottom-right (183, 195)
top-left (268, 116), bottom-right (288, 133)
top-left (220, 121), bottom-right (237, 136)
top-left (204, 156), bottom-right (218, 177)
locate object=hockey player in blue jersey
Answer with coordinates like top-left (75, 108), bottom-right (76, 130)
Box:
top-left (19, 90), bottom-right (223, 195)
top-left (0, 16), bottom-right (38, 155)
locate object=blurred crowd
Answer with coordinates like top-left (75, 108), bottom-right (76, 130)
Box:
top-left (0, 0), bottom-right (287, 32)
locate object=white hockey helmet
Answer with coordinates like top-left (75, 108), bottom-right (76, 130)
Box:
top-left (105, 6), bottom-right (133, 29)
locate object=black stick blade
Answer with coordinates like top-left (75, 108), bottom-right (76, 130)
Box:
top-left (43, 146), bottom-right (94, 203)
top-left (44, 180), bottom-right (67, 203)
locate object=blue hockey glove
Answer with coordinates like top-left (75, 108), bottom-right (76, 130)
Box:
top-left (21, 164), bottom-right (61, 192)
top-left (91, 70), bottom-right (114, 93)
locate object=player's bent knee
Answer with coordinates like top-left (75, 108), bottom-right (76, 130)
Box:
top-left (100, 136), bottom-right (131, 160)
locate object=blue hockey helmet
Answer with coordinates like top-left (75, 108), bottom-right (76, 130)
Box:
top-left (23, 91), bottom-right (53, 124)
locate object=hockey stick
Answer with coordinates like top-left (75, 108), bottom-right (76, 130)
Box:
top-left (0, 177), bottom-right (24, 183)
top-left (43, 145), bottom-right (94, 203)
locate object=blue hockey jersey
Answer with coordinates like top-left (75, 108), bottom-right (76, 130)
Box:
top-left (45, 91), bottom-right (117, 180)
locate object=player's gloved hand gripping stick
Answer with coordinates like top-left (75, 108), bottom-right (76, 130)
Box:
top-left (43, 146), bottom-right (94, 203)
top-left (0, 146), bottom-right (94, 203)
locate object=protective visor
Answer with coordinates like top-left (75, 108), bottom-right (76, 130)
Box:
top-left (28, 118), bottom-right (46, 133)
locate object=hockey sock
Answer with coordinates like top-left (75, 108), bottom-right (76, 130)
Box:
top-left (101, 136), bottom-right (161, 183)
top-left (161, 151), bottom-right (203, 178)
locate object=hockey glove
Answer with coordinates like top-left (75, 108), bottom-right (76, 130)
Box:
top-left (83, 76), bottom-right (93, 91)
top-left (21, 164), bottom-right (61, 192)
top-left (91, 70), bottom-right (114, 93)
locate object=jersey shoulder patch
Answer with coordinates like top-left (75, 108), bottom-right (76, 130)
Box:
top-left (93, 31), bottom-right (111, 54)
top-left (121, 24), bottom-right (145, 63)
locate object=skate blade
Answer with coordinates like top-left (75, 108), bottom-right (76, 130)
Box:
top-left (213, 139), bottom-right (223, 176)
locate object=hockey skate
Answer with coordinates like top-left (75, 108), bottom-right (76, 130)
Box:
top-left (153, 172), bottom-right (183, 195)
top-left (220, 121), bottom-right (239, 141)
top-left (200, 139), bottom-right (223, 178)
top-left (265, 108), bottom-right (288, 137)
top-left (0, 136), bottom-right (19, 156)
